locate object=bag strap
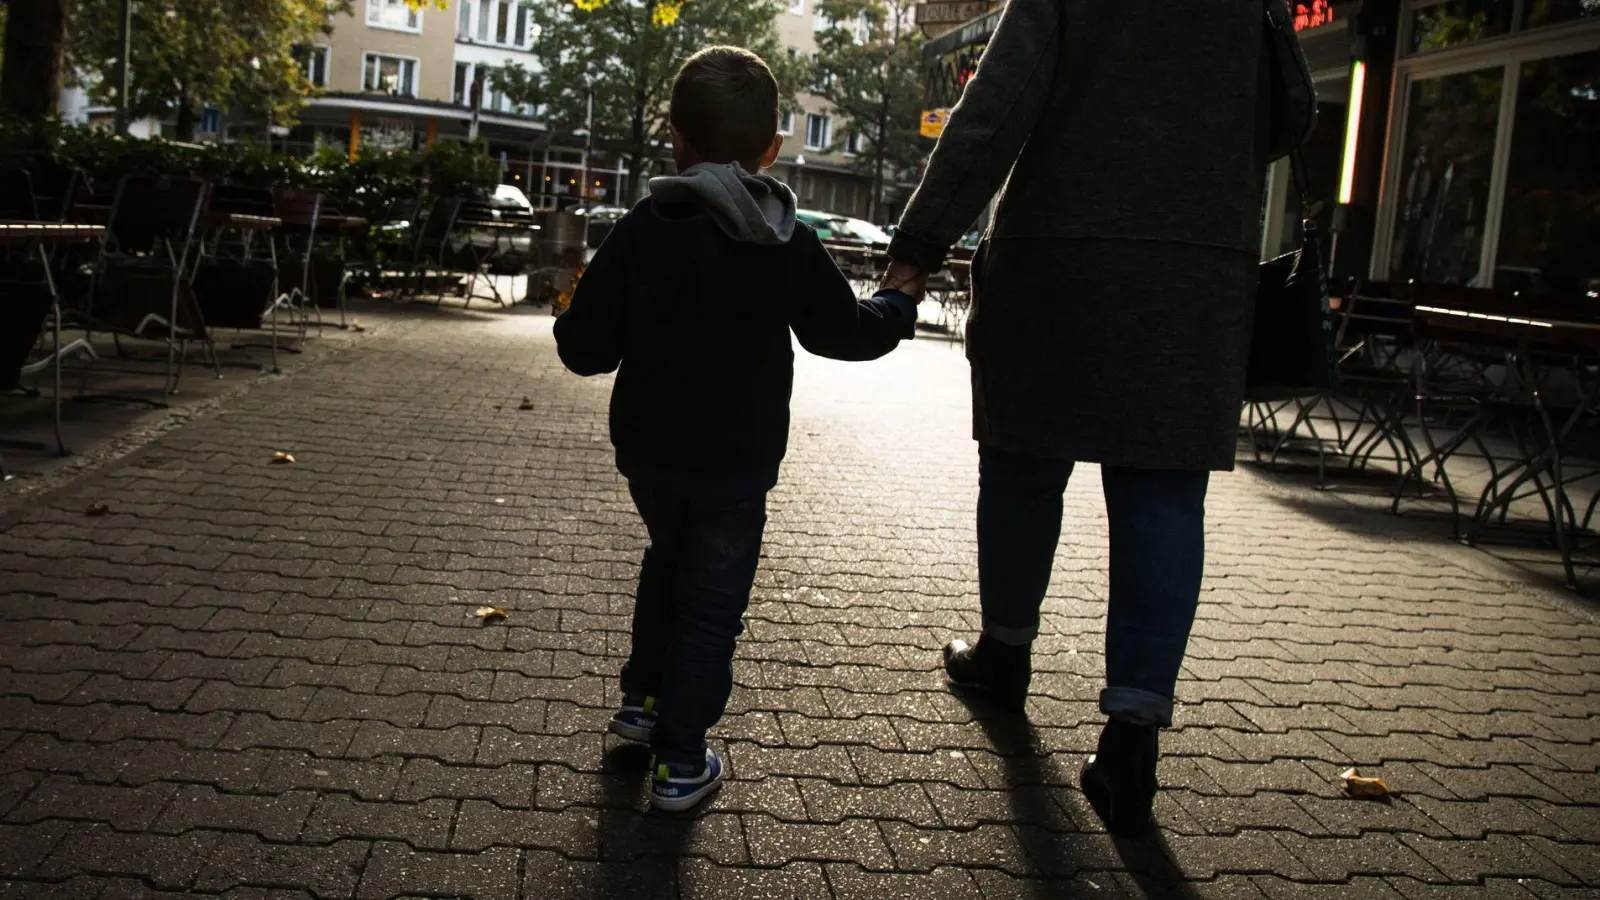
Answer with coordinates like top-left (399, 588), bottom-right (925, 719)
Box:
top-left (1264, 0), bottom-right (1315, 206)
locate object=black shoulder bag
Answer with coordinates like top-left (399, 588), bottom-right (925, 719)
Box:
top-left (1245, 0), bottom-right (1339, 403)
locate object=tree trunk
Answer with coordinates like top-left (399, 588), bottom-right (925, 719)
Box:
top-left (175, 89), bottom-right (195, 141)
top-left (0, 0), bottom-right (70, 122)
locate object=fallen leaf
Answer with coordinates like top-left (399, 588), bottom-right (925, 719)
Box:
top-left (1339, 767), bottom-right (1391, 798)
top-left (351, 320), bottom-right (367, 333)
top-left (518, 396), bottom-right (534, 411)
top-left (85, 502), bottom-right (110, 517)
top-left (474, 606), bottom-right (508, 622)
top-left (272, 452), bottom-right (296, 464)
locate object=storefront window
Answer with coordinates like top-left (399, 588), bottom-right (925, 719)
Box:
top-left (1524, 0), bottom-right (1600, 28)
top-left (1494, 48), bottom-right (1600, 294)
top-left (1410, 0), bottom-right (1515, 53)
top-left (1388, 67), bottom-right (1505, 284)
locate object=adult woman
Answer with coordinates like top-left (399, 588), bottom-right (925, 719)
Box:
top-left (883, 0), bottom-right (1311, 836)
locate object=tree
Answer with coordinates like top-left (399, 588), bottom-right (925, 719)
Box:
top-left (0, 0), bottom-right (73, 123)
top-left (524, 0), bottom-right (804, 204)
top-left (65, 0), bottom-right (353, 140)
top-left (812, 0), bottom-right (925, 223)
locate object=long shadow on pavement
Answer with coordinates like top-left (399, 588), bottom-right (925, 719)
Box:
top-left (960, 694), bottom-right (1205, 900)
top-left (593, 742), bottom-right (690, 899)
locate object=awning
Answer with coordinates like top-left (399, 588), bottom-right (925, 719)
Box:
top-left (921, 8), bottom-right (1004, 63)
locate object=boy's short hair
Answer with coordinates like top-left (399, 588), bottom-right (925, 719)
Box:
top-left (670, 46), bottom-right (780, 166)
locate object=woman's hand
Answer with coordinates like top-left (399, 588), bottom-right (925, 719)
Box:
top-left (881, 259), bottom-right (928, 301)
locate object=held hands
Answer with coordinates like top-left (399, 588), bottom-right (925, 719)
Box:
top-left (880, 258), bottom-right (928, 303)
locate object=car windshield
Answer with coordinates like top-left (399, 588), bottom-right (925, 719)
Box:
top-left (837, 218), bottom-right (891, 245)
top-left (493, 185), bottom-right (531, 209)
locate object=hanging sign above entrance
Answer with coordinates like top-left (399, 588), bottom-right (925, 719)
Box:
top-left (920, 109), bottom-right (951, 139)
top-left (914, 1), bottom-right (990, 26)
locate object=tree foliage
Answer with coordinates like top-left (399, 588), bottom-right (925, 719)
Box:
top-left (812, 0), bottom-right (924, 222)
top-left (65, 0), bottom-right (352, 140)
top-left (523, 0), bottom-right (803, 203)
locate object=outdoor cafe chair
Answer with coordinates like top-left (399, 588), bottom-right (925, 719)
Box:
top-left (271, 187), bottom-right (324, 340)
top-left (402, 195), bottom-right (462, 305)
top-left (88, 175), bottom-right (217, 398)
top-left (195, 184), bottom-right (287, 372)
top-left (1245, 279), bottom-right (1422, 488)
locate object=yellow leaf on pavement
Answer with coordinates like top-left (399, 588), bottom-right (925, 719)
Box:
top-left (272, 452), bottom-right (296, 464)
top-left (474, 607), bottom-right (508, 622)
top-left (1339, 767), bottom-right (1391, 798)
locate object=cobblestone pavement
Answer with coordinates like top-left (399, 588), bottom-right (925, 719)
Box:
top-left (0, 304), bottom-right (1596, 899)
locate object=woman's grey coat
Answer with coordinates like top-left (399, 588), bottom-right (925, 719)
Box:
top-left (889, 0), bottom-right (1299, 471)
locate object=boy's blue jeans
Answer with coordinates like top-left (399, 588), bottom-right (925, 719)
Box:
top-left (976, 446), bottom-right (1209, 728)
top-left (620, 482), bottom-right (767, 767)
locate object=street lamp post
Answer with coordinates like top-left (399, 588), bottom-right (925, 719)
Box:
top-left (113, 0), bottom-right (133, 134)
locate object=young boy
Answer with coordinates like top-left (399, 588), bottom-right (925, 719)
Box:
top-left (553, 46), bottom-right (919, 812)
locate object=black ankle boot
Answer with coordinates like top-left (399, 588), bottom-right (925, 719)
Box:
top-left (1080, 718), bottom-right (1160, 838)
top-left (942, 636), bottom-right (1031, 714)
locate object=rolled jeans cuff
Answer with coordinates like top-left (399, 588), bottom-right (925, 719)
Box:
top-left (1100, 686), bottom-right (1174, 729)
top-left (982, 621), bottom-right (1038, 646)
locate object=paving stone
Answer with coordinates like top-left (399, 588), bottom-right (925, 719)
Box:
top-left (6, 775), bottom-right (177, 831)
top-left (194, 835), bottom-right (369, 899)
top-left (355, 841), bottom-right (519, 900)
top-left (521, 847), bottom-right (676, 900)
top-left (38, 823), bottom-right (223, 890)
top-left (302, 794), bottom-right (455, 851)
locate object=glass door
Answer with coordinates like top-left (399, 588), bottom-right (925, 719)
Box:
top-left (1386, 66), bottom-right (1507, 284)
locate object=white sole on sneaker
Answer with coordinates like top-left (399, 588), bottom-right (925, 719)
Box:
top-left (650, 773), bottom-right (723, 813)
top-left (608, 718), bottom-right (652, 743)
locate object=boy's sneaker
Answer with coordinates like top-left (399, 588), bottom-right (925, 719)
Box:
top-left (609, 695), bottom-right (658, 743)
top-left (650, 747), bottom-right (725, 813)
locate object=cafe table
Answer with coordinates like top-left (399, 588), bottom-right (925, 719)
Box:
top-left (0, 221), bottom-right (106, 480)
top-left (1415, 302), bottom-right (1600, 588)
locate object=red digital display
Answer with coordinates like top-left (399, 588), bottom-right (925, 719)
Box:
top-left (1293, 0), bottom-right (1336, 31)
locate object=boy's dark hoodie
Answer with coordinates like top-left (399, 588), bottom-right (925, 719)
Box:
top-left (554, 162), bottom-right (914, 498)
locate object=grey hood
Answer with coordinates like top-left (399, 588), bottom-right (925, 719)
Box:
top-left (648, 162), bottom-right (796, 246)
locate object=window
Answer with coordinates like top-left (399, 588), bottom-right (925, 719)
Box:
top-left (779, 111), bottom-right (794, 135)
top-left (367, 0), bottom-right (421, 33)
top-left (1523, 0), bottom-right (1600, 28)
top-left (809, 53), bottom-right (832, 92)
top-left (1387, 66), bottom-right (1505, 283)
top-left (1493, 47), bottom-right (1600, 295)
top-left (1409, 0), bottom-right (1515, 53)
top-left (458, 0), bottom-right (472, 39)
top-left (844, 131), bottom-right (862, 155)
top-left (496, 0), bottom-right (511, 43)
top-left (478, 0), bottom-right (492, 40)
top-left (299, 45), bottom-right (330, 88)
top-left (364, 53), bottom-right (419, 97)
top-left (805, 113), bottom-right (831, 150)
top-left (454, 62), bottom-right (473, 105)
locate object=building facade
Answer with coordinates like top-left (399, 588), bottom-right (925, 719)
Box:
top-left (775, 0), bottom-right (879, 222)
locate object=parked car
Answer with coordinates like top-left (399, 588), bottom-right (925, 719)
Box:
top-left (572, 204), bottom-right (628, 249)
top-left (462, 184), bottom-right (539, 273)
top-left (798, 210), bottom-right (891, 249)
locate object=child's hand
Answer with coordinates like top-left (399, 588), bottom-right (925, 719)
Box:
top-left (881, 259), bottom-right (927, 302)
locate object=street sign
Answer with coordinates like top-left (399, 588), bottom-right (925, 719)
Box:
top-left (920, 109), bottom-right (951, 139)
top-left (914, 1), bottom-right (989, 26)
top-left (197, 106), bottom-right (221, 137)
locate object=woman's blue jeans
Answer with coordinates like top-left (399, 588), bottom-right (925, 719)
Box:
top-left (976, 445), bottom-right (1209, 727)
